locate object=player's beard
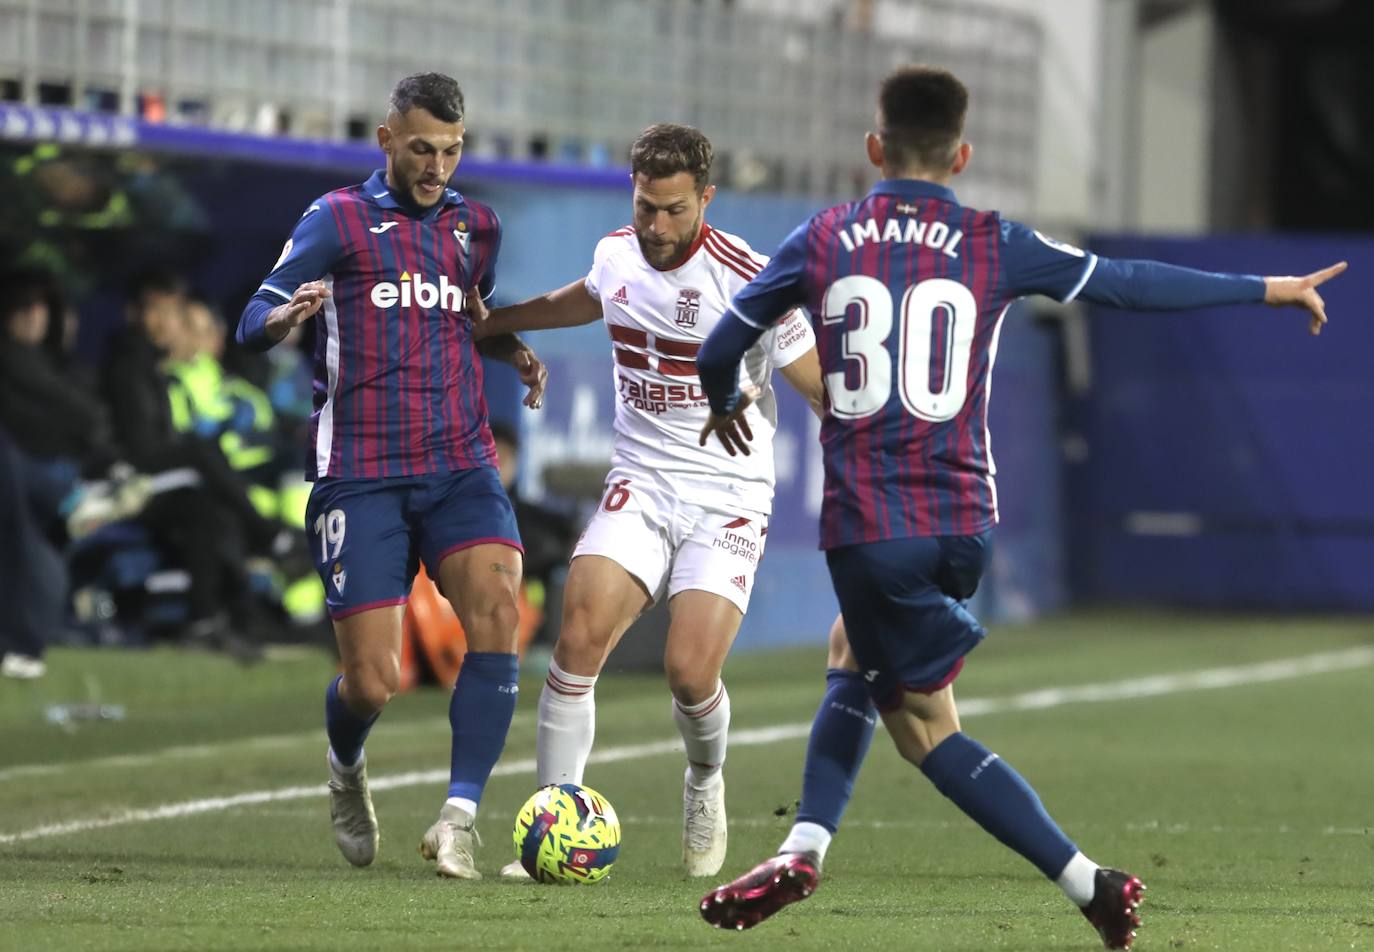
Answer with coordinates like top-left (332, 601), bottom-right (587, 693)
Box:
top-left (636, 211), bottom-right (703, 270)
top-left (396, 164), bottom-right (446, 208)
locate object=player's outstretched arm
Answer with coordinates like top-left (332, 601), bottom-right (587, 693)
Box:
top-left (1262, 261), bottom-right (1347, 336)
top-left (1073, 254), bottom-right (1349, 334)
top-left (468, 279), bottom-right (602, 340)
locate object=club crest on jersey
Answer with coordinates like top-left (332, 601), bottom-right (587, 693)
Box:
top-left (369, 271), bottom-right (464, 311)
top-left (453, 222), bottom-right (470, 253)
top-left (674, 288), bottom-right (702, 328)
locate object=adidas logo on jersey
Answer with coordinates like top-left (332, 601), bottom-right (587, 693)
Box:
top-left (611, 286), bottom-right (629, 305)
top-left (729, 575), bottom-right (747, 593)
top-left (369, 272), bottom-right (463, 311)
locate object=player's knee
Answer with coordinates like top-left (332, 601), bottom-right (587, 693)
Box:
top-left (825, 615), bottom-right (858, 670)
top-left (344, 669), bottom-right (397, 716)
top-left (556, 602), bottom-right (613, 663)
top-left (463, 594), bottom-right (520, 651)
top-left (663, 658), bottom-right (716, 706)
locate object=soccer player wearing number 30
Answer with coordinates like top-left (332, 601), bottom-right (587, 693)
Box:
top-left (696, 66), bottom-right (1345, 948)
top-left (470, 124), bottom-right (824, 880)
top-left (237, 74), bottom-right (549, 880)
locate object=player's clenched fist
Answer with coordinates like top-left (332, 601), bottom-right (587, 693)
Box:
top-left (514, 349), bottom-right (547, 410)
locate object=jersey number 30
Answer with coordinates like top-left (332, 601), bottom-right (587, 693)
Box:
top-left (821, 275), bottom-right (977, 422)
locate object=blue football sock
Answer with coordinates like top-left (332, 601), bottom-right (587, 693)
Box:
top-left (325, 674), bottom-right (378, 767)
top-left (920, 732), bottom-right (1077, 879)
top-left (795, 669), bottom-right (878, 833)
top-left (447, 652), bottom-right (520, 803)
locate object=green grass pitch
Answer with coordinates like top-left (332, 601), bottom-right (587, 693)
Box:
top-left (2, 611), bottom-right (1372, 951)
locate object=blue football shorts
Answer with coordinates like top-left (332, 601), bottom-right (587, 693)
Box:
top-left (305, 466), bottom-right (522, 620)
top-left (825, 531), bottom-right (992, 711)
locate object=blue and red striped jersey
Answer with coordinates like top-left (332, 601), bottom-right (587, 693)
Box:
top-left (726, 179), bottom-right (1101, 548)
top-left (246, 170), bottom-right (501, 480)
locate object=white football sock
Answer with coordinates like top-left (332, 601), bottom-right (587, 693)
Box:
top-left (444, 796), bottom-right (478, 818)
top-left (1056, 851), bottom-right (1101, 907)
top-left (779, 821), bottom-right (833, 863)
top-left (536, 658), bottom-right (598, 785)
top-left (328, 748), bottom-right (364, 776)
top-left (673, 681), bottom-right (730, 787)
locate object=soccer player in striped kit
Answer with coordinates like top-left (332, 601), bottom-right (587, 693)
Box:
top-left (237, 73), bottom-right (548, 879)
top-left (695, 66), bottom-right (1344, 947)
top-left (469, 124), bottom-right (823, 879)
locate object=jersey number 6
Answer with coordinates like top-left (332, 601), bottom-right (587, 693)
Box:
top-left (821, 275), bottom-right (978, 422)
top-left (603, 479), bottom-right (632, 512)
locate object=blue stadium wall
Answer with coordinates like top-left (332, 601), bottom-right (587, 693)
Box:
top-left (1069, 235), bottom-right (1373, 612)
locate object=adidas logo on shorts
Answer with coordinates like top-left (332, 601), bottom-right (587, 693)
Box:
top-left (730, 574), bottom-right (747, 593)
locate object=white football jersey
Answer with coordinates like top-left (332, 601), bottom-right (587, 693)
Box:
top-left (584, 224), bottom-right (816, 515)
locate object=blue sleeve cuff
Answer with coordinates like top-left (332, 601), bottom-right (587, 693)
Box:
top-left (236, 291), bottom-right (282, 351)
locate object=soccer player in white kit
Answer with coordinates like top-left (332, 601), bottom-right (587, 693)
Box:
top-left (471, 124), bottom-right (823, 878)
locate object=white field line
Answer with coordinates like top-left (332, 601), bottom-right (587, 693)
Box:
top-left (0, 714), bottom-right (523, 783)
top-left (1, 646), bottom-right (1371, 847)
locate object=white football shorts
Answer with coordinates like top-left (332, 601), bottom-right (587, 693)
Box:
top-left (572, 470), bottom-right (768, 614)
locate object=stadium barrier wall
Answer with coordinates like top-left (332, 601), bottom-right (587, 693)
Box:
top-left (1069, 234), bottom-right (1373, 612)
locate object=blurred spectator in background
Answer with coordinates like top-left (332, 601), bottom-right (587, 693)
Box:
top-left (490, 421), bottom-right (577, 646)
top-left (0, 426), bottom-right (67, 679)
top-left (0, 269), bottom-right (118, 480)
top-left (100, 270), bottom-right (299, 659)
top-left (0, 270), bottom-right (112, 677)
top-left (168, 293), bottom-right (324, 629)
top-left (103, 270), bottom-right (291, 553)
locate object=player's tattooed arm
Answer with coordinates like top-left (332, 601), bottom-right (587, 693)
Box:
top-left (467, 279), bottom-right (602, 339)
top-left (778, 348), bottom-right (826, 420)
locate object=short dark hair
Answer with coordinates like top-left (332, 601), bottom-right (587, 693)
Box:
top-left (128, 267), bottom-right (184, 302)
top-left (878, 66), bottom-right (968, 171)
top-left (629, 124), bottom-right (713, 191)
top-left (390, 72), bottom-right (465, 124)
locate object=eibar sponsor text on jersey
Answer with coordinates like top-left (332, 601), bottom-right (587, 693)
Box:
top-left (368, 272), bottom-right (465, 311)
top-left (837, 217), bottom-right (964, 257)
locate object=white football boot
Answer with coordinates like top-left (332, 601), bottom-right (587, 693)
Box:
top-left (499, 858), bottom-right (533, 881)
top-left (1, 654), bottom-right (46, 680)
top-left (419, 803), bottom-right (483, 879)
top-left (683, 767), bottom-right (727, 876)
top-left (327, 750), bottom-right (379, 867)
